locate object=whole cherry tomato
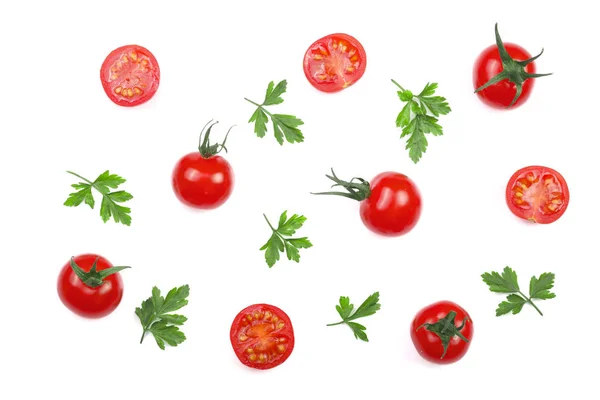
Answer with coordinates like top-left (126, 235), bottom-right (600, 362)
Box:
top-left (473, 23), bottom-right (551, 109)
top-left (411, 300), bottom-right (473, 364)
top-left (172, 120), bottom-right (235, 209)
top-left (312, 169), bottom-right (422, 236)
top-left (57, 254), bottom-right (130, 318)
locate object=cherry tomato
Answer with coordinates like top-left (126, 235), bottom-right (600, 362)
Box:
top-left (172, 121), bottom-right (234, 209)
top-left (411, 301), bottom-right (473, 364)
top-left (57, 254), bottom-right (129, 318)
top-left (100, 44), bottom-right (160, 107)
top-left (230, 304), bottom-right (295, 370)
top-left (303, 33), bottom-right (366, 93)
top-left (505, 165), bottom-right (569, 224)
top-left (360, 172), bottom-right (422, 236)
top-left (473, 24), bottom-right (551, 109)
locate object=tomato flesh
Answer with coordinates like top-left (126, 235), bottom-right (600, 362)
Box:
top-left (506, 166), bottom-right (569, 224)
top-left (100, 44), bottom-right (160, 107)
top-left (230, 304), bottom-right (294, 370)
top-left (360, 172), bottom-right (422, 236)
top-left (172, 154), bottom-right (234, 209)
top-left (303, 33), bottom-right (366, 93)
top-left (57, 254), bottom-right (124, 319)
top-left (473, 43), bottom-right (535, 109)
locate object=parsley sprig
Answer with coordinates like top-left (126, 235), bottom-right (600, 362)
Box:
top-left (136, 285), bottom-right (190, 350)
top-left (245, 80), bottom-right (305, 145)
top-left (260, 211), bottom-right (312, 268)
top-left (391, 80), bottom-right (451, 163)
top-left (64, 170), bottom-right (133, 226)
top-left (482, 266), bottom-right (556, 316)
top-left (327, 292), bottom-right (381, 342)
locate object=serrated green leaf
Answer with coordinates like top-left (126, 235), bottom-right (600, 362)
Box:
top-left (351, 292), bottom-right (381, 320)
top-left (496, 294), bottom-right (527, 316)
top-left (482, 266), bottom-right (520, 293)
top-left (264, 80), bottom-right (287, 106)
top-left (396, 102), bottom-right (411, 128)
top-left (246, 81), bottom-right (304, 145)
top-left (64, 184), bottom-right (94, 208)
top-left (137, 285), bottom-right (190, 350)
top-left (148, 321), bottom-right (186, 349)
top-left (94, 171), bottom-right (127, 193)
top-left (347, 322), bottom-right (369, 342)
top-left (529, 273), bottom-right (556, 300)
top-left (100, 196), bottom-right (132, 226)
top-left (336, 296), bottom-right (353, 320)
top-left (261, 212), bottom-right (311, 268)
top-left (392, 80), bottom-right (450, 163)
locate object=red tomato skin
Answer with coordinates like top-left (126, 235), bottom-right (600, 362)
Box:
top-left (57, 254), bottom-right (124, 319)
top-left (100, 44), bottom-right (160, 107)
top-left (505, 165), bottom-right (569, 224)
top-left (172, 153), bottom-right (234, 209)
top-left (303, 33), bottom-right (367, 93)
top-left (230, 304), bottom-right (295, 370)
top-left (359, 172), bottom-right (422, 236)
top-left (473, 43), bottom-right (535, 109)
top-left (410, 301), bottom-right (473, 365)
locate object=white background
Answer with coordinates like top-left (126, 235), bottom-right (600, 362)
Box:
top-left (0, 0), bottom-right (597, 398)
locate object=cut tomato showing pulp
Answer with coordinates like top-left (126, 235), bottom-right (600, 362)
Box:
top-left (303, 33), bottom-right (366, 93)
top-left (230, 304), bottom-right (295, 370)
top-left (506, 165), bottom-right (569, 224)
top-left (100, 44), bottom-right (160, 107)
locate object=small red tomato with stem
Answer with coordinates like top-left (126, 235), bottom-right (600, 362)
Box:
top-left (411, 301), bottom-right (473, 364)
top-left (100, 44), bottom-right (160, 107)
top-left (312, 169), bottom-right (422, 236)
top-left (506, 165), bottom-right (569, 224)
top-left (303, 33), bottom-right (367, 93)
top-left (172, 120), bottom-right (235, 209)
top-left (473, 23), bottom-right (552, 109)
top-left (57, 254), bottom-right (130, 318)
top-left (230, 304), bottom-right (295, 370)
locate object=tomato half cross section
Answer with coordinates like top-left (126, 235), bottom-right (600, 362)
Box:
top-left (506, 166), bottom-right (569, 224)
top-left (303, 33), bottom-right (366, 93)
top-left (230, 304), bottom-right (295, 370)
top-left (100, 44), bottom-right (160, 107)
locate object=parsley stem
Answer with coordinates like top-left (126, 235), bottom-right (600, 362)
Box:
top-left (391, 79), bottom-right (405, 91)
top-left (326, 321), bottom-right (346, 327)
top-left (519, 291), bottom-right (543, 316)
top-left (66, 170), bottom-right (94, 186)
top-left (244, 98), bottom-right (273, 116)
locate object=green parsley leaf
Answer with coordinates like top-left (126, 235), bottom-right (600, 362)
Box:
top-left (245, 80), bottom-right (305, 145)
top-left (64, 170), bottom-right (133, 226)
top-left (136, 285), bottom-right (190, 350)
top-left (482, 267), bottom-right (555, 316)
top-left (328, 292), bottom-right (381, 342)
top-left (391, 79), bottom-right (451, 163)
top-left (260, 211), bottom-right (313, 268)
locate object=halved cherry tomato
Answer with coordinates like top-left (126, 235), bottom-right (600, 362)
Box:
top-left (303, 33), bottom-right (366, 93)
top-left (230, 304), bottom-right (295, 370)
top-left (100, 44), bottom-right (160, 107)
top-left (505, 165), bottom-right (569, 224)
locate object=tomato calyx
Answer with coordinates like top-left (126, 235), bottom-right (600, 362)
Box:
top-left (69, 257), bottom-right (130, 288)
top-left (197, 120), bottom-right (235, 159)
top-left (311, 168), bottom-right (371, 201)
top-left (416, 311), bottom-right (470, 359)
top-left (474, 23), bottom-right (552, 108)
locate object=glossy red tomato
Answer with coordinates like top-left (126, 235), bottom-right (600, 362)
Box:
top-left (506, 165), bottom-right (569, 224)
top-left (360, 172), bottom-right (422, 236)
top-left (473, 42), bottom-right (535, 109)
top-left (57, 254), bottom-right (127, 318)
top-left (303, 33), bottom-right (367, 93)
top-left (100, 44), bottom-right (160, 107)
top-left (411, 301), bottom-right (473, 364)
top-left (230, 304), bottom-right (295, 370)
